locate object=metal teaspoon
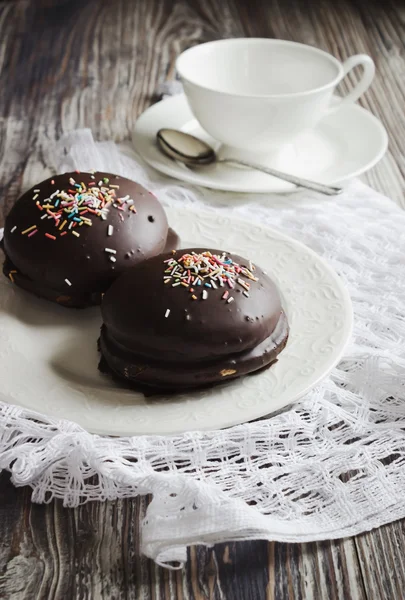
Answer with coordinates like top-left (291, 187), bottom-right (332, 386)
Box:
top-left (156, 129), bottom-right (343, 196)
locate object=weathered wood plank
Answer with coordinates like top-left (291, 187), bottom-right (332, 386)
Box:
top-left (355, 521), bottom-right (405, 600)
top-left (0, 471), bottom-right (367, 600)
top-left (0, 0), bottom-right (404, 598)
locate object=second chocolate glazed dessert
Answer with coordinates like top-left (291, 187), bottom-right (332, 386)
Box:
top-left (99, 248), bottom-right (289, 392)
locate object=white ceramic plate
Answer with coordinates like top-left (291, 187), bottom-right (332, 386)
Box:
top-left (0, 207), bottom-right (352, 436)
top-left (132, 94), bottom-right (388, 193)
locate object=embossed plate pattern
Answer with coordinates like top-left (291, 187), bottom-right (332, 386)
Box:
top-left (0, 207), bottom-right (352, 436)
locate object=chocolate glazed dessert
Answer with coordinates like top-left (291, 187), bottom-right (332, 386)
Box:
top-left (2, 171), bottom-right (178, 307)
top-left (99, 248), bottom-right (289, 392)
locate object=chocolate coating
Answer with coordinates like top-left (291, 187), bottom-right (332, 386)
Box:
top-left (99, 248), bottom-right (289, 391)
top-left (3, 172), bottom-right (178, 307)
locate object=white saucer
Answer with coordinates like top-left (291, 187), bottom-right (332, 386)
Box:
top-left (0, 206), bottom-right (352, 436)
top-left (133, 94), bottom-right (388, 194)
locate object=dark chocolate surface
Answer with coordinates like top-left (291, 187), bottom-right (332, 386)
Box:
top-left (164, 227), bottom-right (179, 253)
top-left (99, 312), bottom-right (289, 391)
top-left (3, 171), bottom-right (174, 306)
top-left (100, 248), bottom-right (289, 390)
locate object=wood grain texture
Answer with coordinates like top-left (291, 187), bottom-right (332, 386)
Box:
top-left (0, 0), bottom-right (404, 598)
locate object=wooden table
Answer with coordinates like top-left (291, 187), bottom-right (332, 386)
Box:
top-left (0, 0), bottom-right (404, 598)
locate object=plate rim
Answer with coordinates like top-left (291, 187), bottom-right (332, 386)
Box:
top-left (132, 93), bottom-right (388, 193)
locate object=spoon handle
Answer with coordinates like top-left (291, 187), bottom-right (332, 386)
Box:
top-left (219, 158), bottom-right (343, 196)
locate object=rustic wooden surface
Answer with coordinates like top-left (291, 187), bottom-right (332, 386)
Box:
top-left (0, 0), bottom-right (404, 598)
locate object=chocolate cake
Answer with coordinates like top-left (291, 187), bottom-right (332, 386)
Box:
top-left (99, 248), bottom-right (289, 392)
top-left (2, 171), bottom-right (178, 307)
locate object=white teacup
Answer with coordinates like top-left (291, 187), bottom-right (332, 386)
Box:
top-left (176, 38), bottom-right (375, 161)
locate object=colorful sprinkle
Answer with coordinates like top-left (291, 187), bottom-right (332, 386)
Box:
top-left (165, 309), bottom-right (171, 318)
top-left (110, 256), bottom-right (116, 263)
top-left (161, 251), bottom-right (258, 305)
top-left (28, 229), bottom-right (38, 237)
top-left (237, 278), bottom-right (250, 291)
top-left (108, 225), bottom-right (113, 236)
top-left (22, 225), bottom-right (37, 235)
top-left (65, 278), bottom-right (72, 286)
top-left (10, 226), bottom-right (17, 233)
top-left (72, 231), bottom-right (80, 237)
top-left (45, 233), bottom-right (56, 240)
top-left (105, 248), bottom-right (116, 254)
top-left (25, 174), bottom-right (136, 242)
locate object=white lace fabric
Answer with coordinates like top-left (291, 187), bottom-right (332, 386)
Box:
top-left (1, 128), bottom-right (405, 567)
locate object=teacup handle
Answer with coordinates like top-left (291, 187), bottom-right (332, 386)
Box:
top-left (328, 54), bottom-right (375, 114)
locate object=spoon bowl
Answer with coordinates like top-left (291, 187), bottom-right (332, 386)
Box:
top-left (157, 129), bottom-right (215, 165)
